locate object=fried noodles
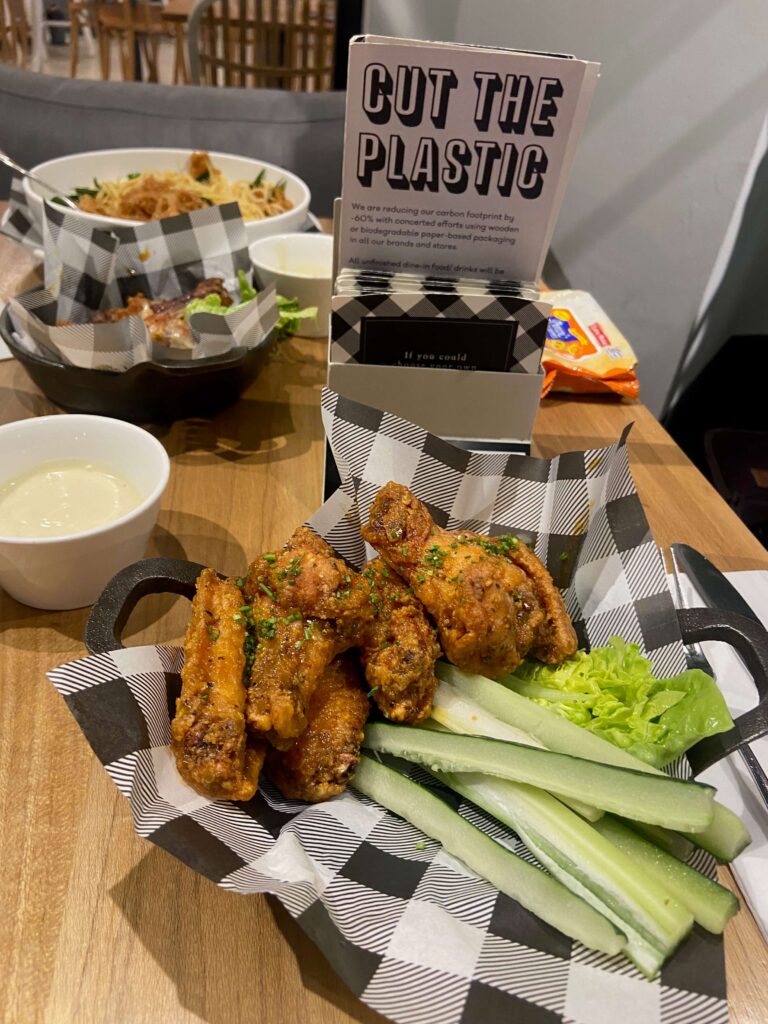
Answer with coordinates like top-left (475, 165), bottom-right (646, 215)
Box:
top-left (73, 151), bottom-right (294, 222)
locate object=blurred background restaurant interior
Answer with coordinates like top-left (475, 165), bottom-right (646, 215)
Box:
top-left (1, 0), bottom-right (766, 546)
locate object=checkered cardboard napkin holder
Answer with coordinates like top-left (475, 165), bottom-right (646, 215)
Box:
top-left (47, 391), bottom-right (728, 1024)
top-left (330, 269), bottom-right (549, 375)
top-left (6, 198), bottom-right (277, 369)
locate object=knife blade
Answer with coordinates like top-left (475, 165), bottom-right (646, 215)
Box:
top-left (672, 544), bottom-right (762, 625)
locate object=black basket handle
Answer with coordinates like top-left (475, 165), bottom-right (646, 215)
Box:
top-left (679, 606), bottom-right (768, 774)
top-left (85, 557), bottom-right (208, 655)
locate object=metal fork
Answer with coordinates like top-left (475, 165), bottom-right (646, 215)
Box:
top-left (667, 545), bottom-right (768, 810)
top-left (0, 152), bottom-right (79, 211)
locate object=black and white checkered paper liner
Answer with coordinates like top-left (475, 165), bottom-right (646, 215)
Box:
top-left (46, 391), bottom-right (728, 1024)
top-left (6, 199), bottom-right (277, 368)
top-left (0, 172), bottom-right (41, 249)
top-left (331, 292), bottom-right (548, 373)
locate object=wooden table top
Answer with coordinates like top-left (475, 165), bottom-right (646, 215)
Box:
top-left (0, 228), bottom-right (766, 1024)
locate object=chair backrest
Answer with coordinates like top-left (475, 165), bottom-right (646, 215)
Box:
top-left (188, 0), bottom-right (336, 90)
top-left (0, 0), bottom-right (29, 67)
top-left (0, 62), bottom-right (346, 215)
top-left (96, 0), bottom-right (163, 33)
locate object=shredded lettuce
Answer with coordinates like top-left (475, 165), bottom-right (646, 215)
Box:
top-left (273, 295), bottom-right (319, 339)
top-left (183, 271), bottom-right (317, 338)
top-left (506, 638), bottom-right (733, 769)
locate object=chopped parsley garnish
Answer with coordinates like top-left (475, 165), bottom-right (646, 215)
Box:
top-left (243, 630), bottom-right (257, 675)
top-left (278, 554), bottom-right (304, 583)
top-left (256, 617), bottom-right (277, 639)
top-left (475, 534), bottom-right (519, 557)
top-left (206, 626), bottom-right (219, 642)
top-left (401, 545), bottom-right (408, 556)
top-left (424, 544), bottom-right (445, 569)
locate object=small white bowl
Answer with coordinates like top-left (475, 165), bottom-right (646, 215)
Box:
top-left (24, 148), bottom-right (311, 246)
top-left (0, 415), bottom-right (170, 610)
top-left (249, 233), bottom-right (333, 339)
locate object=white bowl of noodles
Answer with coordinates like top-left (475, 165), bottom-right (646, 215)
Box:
top-left (24, 148), bottom-right (311, 244)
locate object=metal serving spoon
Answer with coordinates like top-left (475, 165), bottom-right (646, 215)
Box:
top-left (0, 152), bottom-right (79, 211)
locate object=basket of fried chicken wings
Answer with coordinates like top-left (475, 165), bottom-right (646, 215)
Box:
top-left (49, 390), bottom-right (744, 1024)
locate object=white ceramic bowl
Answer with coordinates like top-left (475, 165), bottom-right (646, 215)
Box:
top-left (249, 233), bottom-right (333, 339)
top-left (24, 148), bottom-right (311, 245)
top-left (0, 415), bottom-right (170, 610)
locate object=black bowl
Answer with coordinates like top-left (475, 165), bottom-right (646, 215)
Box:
top-left (0, 306), bottom-right (279, 423)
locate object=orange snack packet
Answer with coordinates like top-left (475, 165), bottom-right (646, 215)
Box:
top-left (541, 290), bottom-right (639, 400)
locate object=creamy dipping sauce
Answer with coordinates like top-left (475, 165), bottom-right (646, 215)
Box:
top-left (0, 460), bottom-right (143, 538)
top-left (279, 259), bottom-right (331, 277)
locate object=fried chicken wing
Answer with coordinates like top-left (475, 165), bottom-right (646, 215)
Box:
top-left (359, 558), bottom-right (440, 722)
top-left (89, 277), bottom-right (231, 349)
top-left (362, 482), bottom-right (546, 678)
top-left (243, 527), bottom-right (373, 746)
top-left (171, 569), bottom-right (265, 800)
top-left (502, 539), bottom-right (578, 663)
top-left (266, 654), bottom-right (370, 801)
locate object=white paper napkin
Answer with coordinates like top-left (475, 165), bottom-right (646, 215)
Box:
top-left (670, 569), bottom-right (768, 942)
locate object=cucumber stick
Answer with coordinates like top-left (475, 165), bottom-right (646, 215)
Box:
top-left (350, 756), bottom-right (624, 957)
top-left (593, 816), bottom-right (739, 934)
top-left (678, 807), bottom-right (750, 863)
top-left (437, 663), bottom-right (750, 861)
top-left (438, 771), bottom-right (692, 977)
top-left (430, 679), bottom-right (603, 822)
top-left (624, 821), bottom-right (694, 862)
top-left (363, 724), bottom-right (715, 831)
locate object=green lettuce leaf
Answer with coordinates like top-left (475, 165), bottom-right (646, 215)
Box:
top-left (508, 638), bottom-right (733, 768)
top-left (183, 272), bottom-right (317, 338)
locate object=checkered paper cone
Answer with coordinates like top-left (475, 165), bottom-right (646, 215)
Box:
top-left (47, 392), bottom-right (727, 1024)
top-left (0, 173), bottom-right (43, 249)
top-left (7, 200), bottom-right (278, 369)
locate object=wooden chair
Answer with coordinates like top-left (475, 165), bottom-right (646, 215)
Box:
top-left (0, 0), bottom-right (30, 66)
top-left (64, 0), bottom-right (98, 77)
top-left (187, 0), bottom-right (336, 90)
top-left (95, 0), bottom-right (167, 81)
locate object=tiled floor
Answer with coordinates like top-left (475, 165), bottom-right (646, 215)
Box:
top-left (38, 35), bottom-right (181, 84)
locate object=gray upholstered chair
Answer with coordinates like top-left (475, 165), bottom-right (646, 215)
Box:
top-left (0, 64), bottom-right (345, 214)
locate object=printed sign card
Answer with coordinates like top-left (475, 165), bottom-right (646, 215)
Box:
top-left (338, 36), bottom-right (600, 283)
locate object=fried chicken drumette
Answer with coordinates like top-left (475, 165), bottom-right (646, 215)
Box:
top-left (502, 536), bottom-right (578, 663)
top-left (362, 482), bottom-right (576, 678)
top-left (171, 569), bottom-right (265, 800)
top-left (358, 558), bottom-right (440, 723)
top-left (243, 527), bottom-right (374, 748)
top-left (266, 654), bottom-right (370, 801)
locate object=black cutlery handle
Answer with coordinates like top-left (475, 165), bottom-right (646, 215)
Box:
top-left (84, 557), bottom-right (208, 655)
top-left (679, 607), bottom-right (768, 774)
